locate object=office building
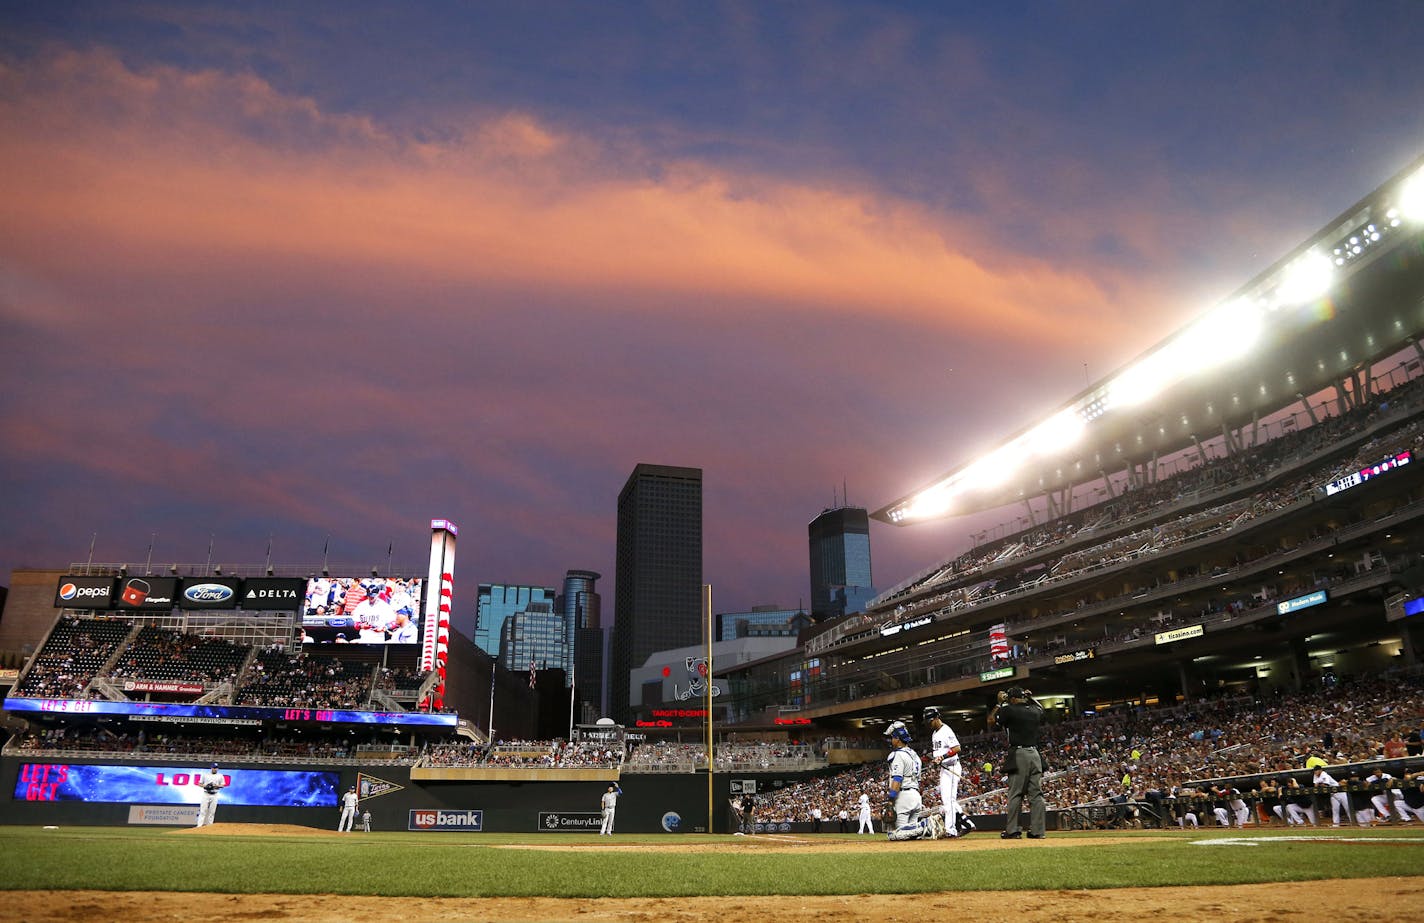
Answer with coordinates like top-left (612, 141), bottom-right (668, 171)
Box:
top-left (475, 583), bottom-right (555, 657)
top-left (716, 605), bottom-right (810, 641)
top-left (610, 463), bottom-right (702, 721)
top-left (497, 599), bottom-right (567, 672)
top-left (559, 569), bottom-right (603, 710)
top-left (808, 506), bottom-right (875, 621)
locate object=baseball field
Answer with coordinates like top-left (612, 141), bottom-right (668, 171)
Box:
top-left (1, 823), bottom-right (1423, 922)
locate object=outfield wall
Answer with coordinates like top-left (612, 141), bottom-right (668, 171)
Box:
top-left (0, 756), bottom-right (837, 834)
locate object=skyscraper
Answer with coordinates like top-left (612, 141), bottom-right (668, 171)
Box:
top-left (497, 599), bottom-right (567, 673)
top-left (610, 463), bottom-right (702, 721)
top-left (559, 569), bottom-right (602, 709)
top-left (808, 506), bottom-right (875, 621)
top-left (475, 583), bottom-right (555, 657)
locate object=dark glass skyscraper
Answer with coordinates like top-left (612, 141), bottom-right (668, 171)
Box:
top-left (610, 463), bottom-right (702, 721)
top-left (559, 569), bottom-right (601, 706)
top-left (808, 506), bottom-right (874, 621)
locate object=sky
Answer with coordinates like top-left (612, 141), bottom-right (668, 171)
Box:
top-left (2, 1), bottom-right (1423, 638)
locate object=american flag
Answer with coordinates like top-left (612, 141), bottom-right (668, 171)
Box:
top-left (528, 659), bottom-right (537, 689)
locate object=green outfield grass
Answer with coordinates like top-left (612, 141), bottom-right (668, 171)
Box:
top-left (0, 827), bottom-right (1421, 897)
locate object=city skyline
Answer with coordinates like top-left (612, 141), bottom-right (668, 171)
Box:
top-left (3, 3), bottom-right (1424, 626)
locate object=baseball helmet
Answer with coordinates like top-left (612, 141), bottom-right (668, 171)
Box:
top-left (1006, 686), bottom-right (1027, 700)
top-left (884, 721), bottom-right (913, 744)
top-left (923, 706), bottom-right (940, 721)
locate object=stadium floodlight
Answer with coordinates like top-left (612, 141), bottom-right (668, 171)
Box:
top-left (1399, 169), bottom-right (1424, 223)
top-left (1107, 352), bottom-right (1169, 409)
top-left (1178, 298), bottom-right (1262, 367)
top-left (1026, 409), bottom-right (1085, 456)
top-left (906, 483), bottom-right (954, 519)
top-left (1274, 249), bottom-right (1334, 306)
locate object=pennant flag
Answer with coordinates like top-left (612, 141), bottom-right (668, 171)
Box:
top-left (989, 623), bottom-right (1010, 662)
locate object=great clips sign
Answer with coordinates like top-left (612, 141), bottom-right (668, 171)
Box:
top-left (54, 577), bottom-right (116, 609)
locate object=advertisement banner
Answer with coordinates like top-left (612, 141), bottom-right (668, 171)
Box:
top-left (128, 804), bottom-right (201, 825)
top-left (1276, 590), bottom-right (1327, 615)
top-left (15, 763), bottom-right (338, 806)
top-left (1154, 624), bottom-right (1204, 645)
top-left (121, 680), bottom-right (204, 695)
top-left (980, 667), bottom-right (1015, 683)
top-left (408, 809), bottom-right (483, 831)
top-left (54, 576), bottom-right (116, 609)
top-left (177, 578), bottom-right (243, 610)
top-left (241, 578), bottom-right (306, 611)
top-left (1054, 649), bottom-right (1095, 665)
top-left (113, 576), bottom-right (178, 611)
top-left (2, 696), bottom-right (459, 728)
top-left (537, 811), bottom-right (602, 832)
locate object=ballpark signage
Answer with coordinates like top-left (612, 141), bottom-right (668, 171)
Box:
top-left (177, 578), bottom-right (242, 610)
top-left (538, 811), bottom-right (602, 832)
top-left (2, 696), bottom-right (459, 728)
top-left (241, 578), bottom-right (305, 610)
top-left (1154, 624), bottom-right (1204, 645)
top-left (1054, 649), bottom-right (1095, 665)
top-left (409, 808), bottom-right (482, 831)
top-left (1276, 590), bottom-right (1327, 615)
top-left (54, 576), bottom-right (116, 609)
top-left (122, 680), bottom-right (204, 695)
top-left (114, 577), bottom-right (178, 611)
top-left (979, 667), bottom-right (1015, 683)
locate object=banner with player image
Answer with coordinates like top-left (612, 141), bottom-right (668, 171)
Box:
top-left (301, 576), bottom-right (424, 644)
top-left (15, 763), bottom-right (339, 806)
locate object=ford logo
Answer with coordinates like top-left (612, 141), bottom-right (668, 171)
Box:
top-left (185, 584), bottom-right (234, 603)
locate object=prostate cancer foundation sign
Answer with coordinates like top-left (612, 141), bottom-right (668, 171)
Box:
top-left (1154, 624), bottom-right (1204, 645)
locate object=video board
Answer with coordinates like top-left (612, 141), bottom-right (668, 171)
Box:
top-left (15, 763), bottom-right (338, 806)
top-left (303, 576), bottom-right (423, 644)
top-left (1, 697), bottom-right (459, 728)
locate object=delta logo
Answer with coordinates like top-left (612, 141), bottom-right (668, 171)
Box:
top-left (408, 809), bottom-right (483, 831)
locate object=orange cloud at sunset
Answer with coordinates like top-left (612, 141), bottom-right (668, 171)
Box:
top-left (0, 48), bottom-right (1152, 352)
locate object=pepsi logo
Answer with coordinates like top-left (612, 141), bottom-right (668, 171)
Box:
top-left (59, 583), bottom-right (77, 600)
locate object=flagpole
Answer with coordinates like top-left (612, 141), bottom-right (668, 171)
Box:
top-left (703, 582), bottom-right (713, 834)
top-left (568, 660), bottom-right (576, 740)
top-left (488, 661), bottom-right (497, 743)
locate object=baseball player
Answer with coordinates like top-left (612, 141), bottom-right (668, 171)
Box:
top-left (338, 785), bottom-right (359, 832)
top-left (857, 791), bottom-right (874, 834)
top-left (196, 763), bottom-right (227, 827)
top-left (1312, 766), bottom-right (1350, 826)
top-left (1364, 769), bottom-right (1405, 823)
top-left (599, 783), bottom-right (622, 836)
top-left (361, 809), bottom-right (372, 832)
top-left (924, 706), bottom-right (962, 839)
top-left (883, 721), bottom-right (938, 840)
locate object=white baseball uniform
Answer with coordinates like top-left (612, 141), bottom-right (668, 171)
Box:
top-left (196, 769), bottom-right (226, 827)
top-left (338, 789), bottom-right (359, 832)
top-left (1313, 770), bottom-right (1350, 825)
top-left (931, 720), bottom-right (961, 836)
top-left (857, 792), bottom-right (874, 834)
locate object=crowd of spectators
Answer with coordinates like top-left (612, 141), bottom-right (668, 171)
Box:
top-left (753, 672), bottom-right (1424, 823)
top-left (233, 648), bottom-right (375, 709)
top-left (108, 625), bottom-right (248, 687)
top-left (869, 377), bottom-right (1424, 632)
top-left (12, 617), bottom-right (133, 699)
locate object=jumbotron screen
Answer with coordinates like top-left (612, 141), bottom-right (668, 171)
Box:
top-left (302, 577), bottom-right (423, 645)
top-left (15, 763), bottom-right (338, 806)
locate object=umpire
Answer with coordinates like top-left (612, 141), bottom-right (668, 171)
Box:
top-left (989, 685), bottom-right (1046, 839)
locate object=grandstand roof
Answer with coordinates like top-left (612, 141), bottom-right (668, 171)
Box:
top-left (874, 154), bottom-right (1424, 525)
